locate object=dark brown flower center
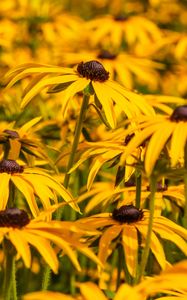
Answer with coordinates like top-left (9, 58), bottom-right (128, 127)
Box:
top-left (3, 130), bottom-right (20, 139)
top-left (147, 181), bottom-right (168, 192)
top-left (112, 205), bottom-right (143, 223)
top-left (0, 159), bottom-right (24, 174)
top-left (0, 208), bottom-right (30, 228)
top-left (114, 14), bottom-right (128, 21)
top-left (77, 61), bottom-right (109, 82)
top-left (170, 106), bottom-right (187, 122)
top-left (97, 50), bottom-right (117, 60)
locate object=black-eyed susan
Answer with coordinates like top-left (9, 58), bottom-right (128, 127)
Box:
top-left (59, 49), bottom-right (163, 90)
top-left (0, 207), bottom-right (101, 274)
top-left (5, 61), bottom-right (154, 129)
top-left (0, 159), bottom-right (79, 215)
top-left (76, 207), bottom-right (187, 278)
top-left (121, 106), bottom-right (187, 176)
top-left (86, 14), bottom-right (163, 49)
top-left (0, 117), bottom-right (52, 164)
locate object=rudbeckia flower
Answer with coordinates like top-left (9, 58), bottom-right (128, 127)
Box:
top-left (0, 207), bottom-right (101, 274)
top-left (122, 105), bottom-right (187, 175)
top-left (59, 49), bottom-right (163, 90)
top-left (76, 207), bottom-right (187, 277)
top-left (0, 117), bottom-right (51, 164)
top-left (86, 14), bottom-right (163, 49)
top-left (0, 159), bottom-right (79, 215)
top-left (5, 61), bottom-right (154, 129)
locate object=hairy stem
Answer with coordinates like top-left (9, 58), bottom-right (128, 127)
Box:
top-left (63, 88), bottom-right (90, 189)
top-left (135, 176), bottom-right (156, 283)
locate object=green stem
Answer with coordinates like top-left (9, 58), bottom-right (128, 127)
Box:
top-left (183, 144), bottom-right (187, 228)
top-left (42, 266), bottom-right (51, 290)
top-left (41, 87), bottom-right (90, 291)
top-left (135, 173), bottom-right (142, 209)
top-left (135, 176), bottom-right (157, 283)
top-left (63, 88), bottom-right (90, 189)
top-left (12, 258), bottom-right (18, 300)
top-left (3, 242), bottom-right (17, 300)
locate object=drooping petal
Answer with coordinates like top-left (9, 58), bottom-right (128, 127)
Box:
top-left (23, 231), bottom-right (59, 273)
top-left (98, 225), bottom-right (122, 266)
top-left (11, 176), bottom-right (40, 217)
top-left (137, 224), bottom-right (166, 270)
top-left (114, 284), bottom-right (142, 300)
top-left (60, 78), bottom-right (88, 117)
top-left (9, 229), bottom-right (31, 268)
top-left (145, 122), bottom-right (175, 175)
top-left (0, 174), bottom-right (11, 210)
top-left (170, 122), bottom-right (187, 167)
top-left (87, 150), bottom-right (123, 190)
top-left (79, 282), bottom-right (108, 300)
top-left (20, 75), bottom-right (79, 108)
top-left (93, 82), bottom-right (116, 128)
top-left (121, 225), bottom-right (139, 277)
top-left (26, 229), bottom-right (81, 271)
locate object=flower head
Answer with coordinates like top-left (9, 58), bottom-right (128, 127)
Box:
top-left (76, 208), bottom-right (187, 277)
top-left (122, 105), bottom-right (187, 175)
top-left (0, 160), bottom-right (79, 216)
top-left (0, 207), bottom-right (101, 274)
top-left (5, 62), bottom-right (154, 128)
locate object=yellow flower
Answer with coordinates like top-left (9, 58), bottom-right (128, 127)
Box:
top-left (0, 207), bottom-right (101, 274)
top-left (0, 159), bottom-right (79, 215)
top-left (5, 61), bottom-right (154, 129)
top-left (122, 106), bottom-right (187, 175)
top-left (86, 14), bottom-right (163, 49)
top-left (76, 208), bottom-right (187, 277)
top-left (60, 49), bottom-right (163, 90)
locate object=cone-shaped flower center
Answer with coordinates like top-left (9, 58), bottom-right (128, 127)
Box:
top-left (170, 106), bottom-right (187, 122)
top-left (147, 181), bottom-right (168, 192)
top-left (114, 14), bottom-right (128, 21)
top-left (112, 205), bottom-right (144, 223)
top-left (77, 60), bottom-right (109, 82)
top-left (0, 159), bottom-right (24, 174)
top-left (3, 129), bottom-right (20, 139)
top-left (97, 50), bottom-right (117, 60)
top-left (0, 208), bottom-right (30, 228)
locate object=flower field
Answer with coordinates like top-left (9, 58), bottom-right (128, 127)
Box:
top-left (0, 0), bottom-right (187, 299)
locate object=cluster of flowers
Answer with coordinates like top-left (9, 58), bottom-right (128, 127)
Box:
top-left (0, 0), bottom-right (187, 299)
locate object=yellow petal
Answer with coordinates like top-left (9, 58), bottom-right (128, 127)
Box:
top-left (11, 175), bottom-right (40, 217)
top-left (138, 225), bottom-right (166, 270)
top-left (98, 225), bottom-right (122, 265)
top-left (87, 150), bottom-right (122, 190)
top-left (114, 284), bottom-right (142, 300)
top-left (170, 122), bottom-right (187, 167)
top-left (23, 231), bottom-right (59, 273)
top-left (93, 82), bottom-right (116, 129)
top-left (20, 75), bottom-right (78, 108)
top-left (61, 78), bottom-right (88, 117)
top-left (0, 174), bottom-right (11, 210)
top-left (9, 229), bottom-right (31, 268)
top-left (23, 291), bottom-right (75, 300)
top-left (145, 122), bottom-right (175, 175)
top-left (26, 229), bottom-right (81, 272)
top-left (122, 225), bottom-right (139, 277)
top-left (79, 282), bottom-right (107, 300)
